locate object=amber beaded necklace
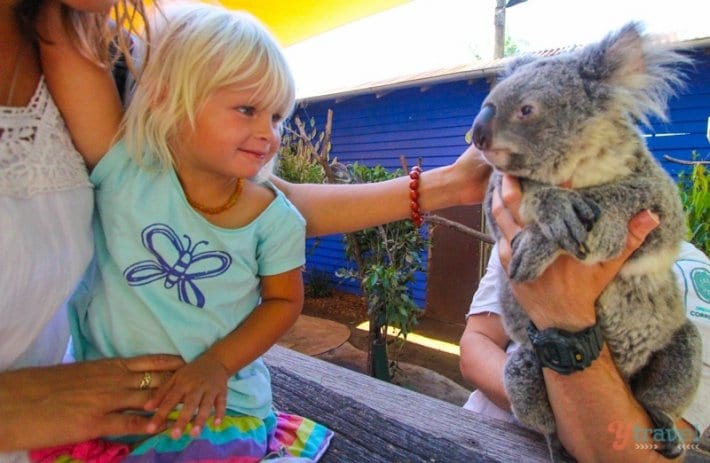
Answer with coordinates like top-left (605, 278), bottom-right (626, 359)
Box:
top-left (184, 178), bottom-right (244, 215)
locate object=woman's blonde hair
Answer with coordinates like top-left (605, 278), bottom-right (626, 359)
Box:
top-left (122, 3), bottom-right (295, 177)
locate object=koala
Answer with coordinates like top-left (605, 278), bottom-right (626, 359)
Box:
top-left (471, 22), bottom-right (703, 462)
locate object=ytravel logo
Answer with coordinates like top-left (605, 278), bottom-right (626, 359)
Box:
top-left (608, 420), bottom-right (701, 452)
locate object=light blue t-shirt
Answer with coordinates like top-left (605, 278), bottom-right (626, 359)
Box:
top-left (69, 140), bottom-right (306, 419)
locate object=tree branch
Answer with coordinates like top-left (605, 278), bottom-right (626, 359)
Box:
top-left (663, 155), bottom-right (710, 166)
top-left (425, 214), bottom-right (495, 244)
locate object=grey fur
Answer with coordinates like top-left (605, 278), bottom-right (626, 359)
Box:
top-left (471, 22), bottom-right (703, 461)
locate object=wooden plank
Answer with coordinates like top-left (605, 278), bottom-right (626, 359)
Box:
top-left (264, 345), bottom-right (550, 462)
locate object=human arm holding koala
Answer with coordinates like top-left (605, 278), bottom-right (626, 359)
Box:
top-left (491, 175), bottom-right (696, 463)
top-left (459, 245), bottom-right (512, 413)
top-left (459, 313), bottom-right (511, 411)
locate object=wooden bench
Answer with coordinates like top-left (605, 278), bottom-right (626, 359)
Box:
top-left (265, 345), bottom-right (550, 462)
top-left (266, 346), bottom-right (710, 462)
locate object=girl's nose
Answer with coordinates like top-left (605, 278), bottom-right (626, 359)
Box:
top-left (253, 114), bottom-right (275, 138)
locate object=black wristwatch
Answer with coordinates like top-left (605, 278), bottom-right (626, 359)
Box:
top-left (527, 320), bottom-right (604, 375)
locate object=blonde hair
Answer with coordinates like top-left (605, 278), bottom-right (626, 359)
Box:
top-left (122, 3), bottom-right (295, 178)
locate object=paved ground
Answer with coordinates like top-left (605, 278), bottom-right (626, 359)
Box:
top-left (278, 314), bottom-right (471, 406)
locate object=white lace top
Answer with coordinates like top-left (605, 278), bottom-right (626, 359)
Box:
top-left (0, 77), bottom-right (93, 375)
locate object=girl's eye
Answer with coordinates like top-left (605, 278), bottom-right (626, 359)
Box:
top-left (237, 106), bottom-right (255, 116)
top-left (272, 113), bottom-right (283, 123)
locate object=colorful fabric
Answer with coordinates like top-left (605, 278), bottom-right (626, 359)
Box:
top-left (29, 439), bottom-right (130, 463)
top-left (29, 411), bottom-right (332, 463)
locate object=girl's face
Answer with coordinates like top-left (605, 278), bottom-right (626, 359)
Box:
top-left (173, 87), bottom-right (283, 181)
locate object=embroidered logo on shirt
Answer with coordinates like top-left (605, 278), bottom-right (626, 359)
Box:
top-left (690, 267), bottom-right (710, 304)
top-left (123, 223), bottom-right (232, 308)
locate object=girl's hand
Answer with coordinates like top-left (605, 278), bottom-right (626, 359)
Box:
top-left (145, 352), bottom-right (230, 439)
top-left (492, 174), bottom-right (659, 330)
top-left (0, 355), bottom-right (183, 451)
top-left (448, 144), bottom-right (492, 206)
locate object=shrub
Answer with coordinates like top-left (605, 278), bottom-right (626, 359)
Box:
top-left (276, 118), bottom-right (326, 184)
top-left (305, 270), bottom-right (334, 298)
top-left (676, 156), bottom-right (709, 255)
top-left (336, 162), bottom-right (429, 379)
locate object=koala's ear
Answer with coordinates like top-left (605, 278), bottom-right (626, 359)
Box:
top-left (579, 21), bottom-right (691, 125)
top-left (578, 21), bottom-right (645, 85)
top-left (501, 54), bottom-right (537, 78)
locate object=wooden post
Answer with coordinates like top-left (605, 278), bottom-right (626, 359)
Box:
top-left (494, 0), bottom-right (506, 59)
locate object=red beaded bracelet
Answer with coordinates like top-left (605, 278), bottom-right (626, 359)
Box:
top-left (409, 165), bottom-right (424, 227)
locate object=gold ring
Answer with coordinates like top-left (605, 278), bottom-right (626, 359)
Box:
top-left (139, 371), bottom-right (152, 390)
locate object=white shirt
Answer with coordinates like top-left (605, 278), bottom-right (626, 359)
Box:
top-left (464, 242), bottom-right (710, 434)
top-left (0, 78), bottom-right (93, 462)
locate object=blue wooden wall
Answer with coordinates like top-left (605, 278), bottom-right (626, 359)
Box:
top-left (297, 48), bottom-right (710, 306)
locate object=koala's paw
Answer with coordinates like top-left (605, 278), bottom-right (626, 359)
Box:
top-left (532, 189), bottom-right (601, 260)
top-left (509, 230), bottom-right (555, 282)
top-left (504, 348), bottom-right (556, 435)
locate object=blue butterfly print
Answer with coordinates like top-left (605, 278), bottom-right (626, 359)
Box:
top-left (123, 223), bottom-right (232, 308)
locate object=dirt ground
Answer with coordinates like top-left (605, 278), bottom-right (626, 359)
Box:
top-left (299, 290), bottom-right (471, 406)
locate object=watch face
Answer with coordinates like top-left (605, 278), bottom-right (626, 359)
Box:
top-left (528, 321), bottom-right (602, 375)
top-left (533, 333), bottom-right (586, 375)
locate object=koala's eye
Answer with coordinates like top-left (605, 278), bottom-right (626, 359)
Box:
top-left (520, 105), bottom-right (534, 117)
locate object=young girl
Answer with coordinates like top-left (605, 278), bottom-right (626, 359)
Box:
top-left (36, 2), bottom-right (332, 460)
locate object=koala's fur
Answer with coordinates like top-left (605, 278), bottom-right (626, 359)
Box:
top-left (471, 23), bottom-right (702, 461)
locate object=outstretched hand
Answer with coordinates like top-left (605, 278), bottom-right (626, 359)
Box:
top-left (450, 143), bottom-right (492, 206)
top-left (491, 174), bottom-right (660, 330)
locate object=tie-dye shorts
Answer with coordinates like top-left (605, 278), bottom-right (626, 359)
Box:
top-left (30, 410), bottom-right (333, 463)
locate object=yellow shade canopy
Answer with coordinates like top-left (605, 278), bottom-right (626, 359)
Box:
top-left (220, 0), bottom-right (411, 46)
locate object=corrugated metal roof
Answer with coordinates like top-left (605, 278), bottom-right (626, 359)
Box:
top-left (299, 36), bottom-right (710, 103)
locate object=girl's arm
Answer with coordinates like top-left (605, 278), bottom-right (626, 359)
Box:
top-left (271, 144), bottom-right (492, 237)
top-left (145, 268), bottom-right (304, 438)
top-left (207, 267), bottom-right (304, 377)
top-left (459, 313), bottom-right (511, 411)
top-left (37, 0), bottom-right (122, 168)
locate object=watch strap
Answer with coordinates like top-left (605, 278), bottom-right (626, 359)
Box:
top-left (527, 320), bottom-right (604, 375)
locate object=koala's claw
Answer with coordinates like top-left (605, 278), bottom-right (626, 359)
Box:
top-left (573, 197), bottom-right (601, 232)
top-left (532, 189), bottom-right (600, 261)
top-left (508, 230), bottom-right (554, 281)
top-left (575, 241), bottom-right (590, 260)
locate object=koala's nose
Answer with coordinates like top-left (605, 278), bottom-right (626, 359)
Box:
top-left (472, 104), bottom-right (496, 150)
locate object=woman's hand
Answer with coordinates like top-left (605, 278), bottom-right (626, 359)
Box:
top-left (491, 174), bottom-right (659, 330)
top-left (144, 352), bottom-right (230, 439)
top-left (0, 355), bottom-right (183, 451)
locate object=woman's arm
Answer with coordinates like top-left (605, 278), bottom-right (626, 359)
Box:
top-left (37, 0), bottom-right (122, 168)
top-left (0, 355), bottom-right (183, 451)
top-left (459, 313), bottom-right (511, 411)
top-left (272, 144), bottom-right (491, 237)
top-left (145, 268), bottom-right (304, 437)
top-left (491, 175), bottom-right (687, 462)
